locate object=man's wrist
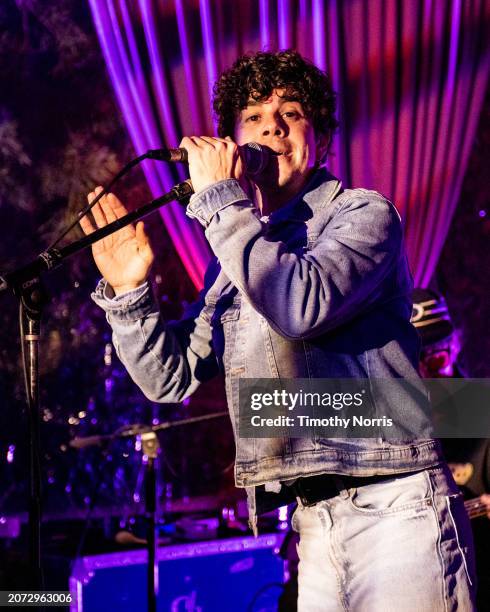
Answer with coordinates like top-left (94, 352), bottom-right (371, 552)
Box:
top-left (92, 279), bottom-right (156, 320)
top-left (187, 179), bottom-right (252, 227)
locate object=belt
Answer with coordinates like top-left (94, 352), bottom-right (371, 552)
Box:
top-left (291, 472), bottom-right (419, 507)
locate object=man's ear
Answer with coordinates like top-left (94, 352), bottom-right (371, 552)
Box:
top-left (315, 133), bottom-right (330, 166)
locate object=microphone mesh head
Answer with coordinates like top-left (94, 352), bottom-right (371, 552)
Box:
top-left (243, 142), bottom-right (270, 176)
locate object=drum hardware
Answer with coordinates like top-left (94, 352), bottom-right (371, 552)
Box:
top-left (70, 410), bottom-right (227, 612)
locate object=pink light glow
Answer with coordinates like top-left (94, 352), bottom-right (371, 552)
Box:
top-left (6, 445), bottom-right (15, 464)
top-left (87, 0), bottom-right (490, 290)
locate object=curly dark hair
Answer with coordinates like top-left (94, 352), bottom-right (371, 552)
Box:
top-left (213, 50), bottom-right (338, 142)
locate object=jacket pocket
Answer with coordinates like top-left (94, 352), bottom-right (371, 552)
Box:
top-left (219, 302), bottom-right (241, 322)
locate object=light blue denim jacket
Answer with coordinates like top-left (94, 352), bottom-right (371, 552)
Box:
top-left (92, 168), bottom-right (442, 529)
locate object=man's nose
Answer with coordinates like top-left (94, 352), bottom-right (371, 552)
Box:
top-left (262, 117), bottom-right (286, 137)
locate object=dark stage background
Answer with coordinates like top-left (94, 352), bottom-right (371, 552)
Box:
top-left (0, 0), bottom-right (233, 535)
top-left (0, 0), bottom-right (488, 585)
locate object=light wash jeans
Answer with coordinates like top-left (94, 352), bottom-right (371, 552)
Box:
top-left (291, 465), bottom-right (476, 611)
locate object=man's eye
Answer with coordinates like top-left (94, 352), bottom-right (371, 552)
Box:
top-left (246, 114), bottom-right (260, 122)
top-left (283, 111), bottom-right (299, 119)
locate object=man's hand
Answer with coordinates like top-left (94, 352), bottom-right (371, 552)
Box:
top-left (480, 493), bottom-right (490, 519)
top-left (79, 186), bottom-right (154, 295)
top-left (179, 136), bottom-right (245, 194)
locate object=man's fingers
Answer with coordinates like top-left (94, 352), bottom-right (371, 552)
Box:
top-left (91, 201), bottom-right (109, 228)
top-left (85, 186), bottom-right (136, 247)
top-left (90, 187), bottom-right (125, 227)
top-left (87, 186), bottom-right (128, 221)
top-left (479, 494), bottom-right (490, 519)
top-left (105, 193), bottom-right (137, 239)
top-left (105, 191), bottom-right (130, 220)
top-left (102, 193), bottom-right (118, 224)
top-left (198, 136), bottom-right (236, 150)
top-left (86, 188), bottom-right (101, 207)
top-left (86, 186), bottom-right (107, 228)
top-left (188, 136), bottom-right (218, 149)
top-left (198, 136), bottom-right (223, 147)
top-left (185, 136), bottom-right (230, 149)
top-left (79, 213), bottom-right (95, 235)
top-left (179, 136), bottom-right (199, 152)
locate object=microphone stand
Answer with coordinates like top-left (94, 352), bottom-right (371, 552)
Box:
top-left (20, 281), bottom-right (45, 590)
top-left (0, 179), bottom-right (193, 592)
top-left (142, 431), bottom-right (159, 612)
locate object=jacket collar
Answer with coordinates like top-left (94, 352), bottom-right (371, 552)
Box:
top-left (267, 167), bottom-right (342, 226)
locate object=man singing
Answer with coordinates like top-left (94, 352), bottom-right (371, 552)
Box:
top-left (81, 50), bottom-right (475, 611)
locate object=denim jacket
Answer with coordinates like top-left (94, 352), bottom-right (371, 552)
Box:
top-left (92, 168), bottom-right (442, 530)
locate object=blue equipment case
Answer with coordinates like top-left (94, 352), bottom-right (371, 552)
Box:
top-left (70, 533), bottom-right (286, 611)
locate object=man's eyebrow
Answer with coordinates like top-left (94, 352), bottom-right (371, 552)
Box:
top-left (243, 97), bottom-right (301, 108)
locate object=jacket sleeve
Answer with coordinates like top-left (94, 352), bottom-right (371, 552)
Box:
top-left (91, 279), bottom-right (219, 403)
top-left (187, 179), bottom-right (404, 340)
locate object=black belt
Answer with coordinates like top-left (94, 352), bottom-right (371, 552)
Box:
top-left (291, 472), bottom-right (418, 507)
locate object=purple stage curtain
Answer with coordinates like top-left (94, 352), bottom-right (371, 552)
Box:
top-left (88, 0), bottom-right (490, 289)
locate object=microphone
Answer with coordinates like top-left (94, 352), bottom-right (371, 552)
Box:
top-left (145, 142), bottom-right (276, 176)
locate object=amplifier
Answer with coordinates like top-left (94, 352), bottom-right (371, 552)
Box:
top-left (70, 533), bottom-right (286, 611)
